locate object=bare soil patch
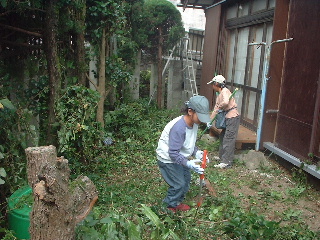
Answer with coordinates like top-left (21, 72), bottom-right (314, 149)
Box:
top-left (207, 150), bottom-right (320, 232)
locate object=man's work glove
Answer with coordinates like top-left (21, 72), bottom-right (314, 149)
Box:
top-left (186, 159), bottom-right (204, 174)
top-left (195, 150), bottom-right (210, 164)
top-left (206, 122), bottom-right (212, 128)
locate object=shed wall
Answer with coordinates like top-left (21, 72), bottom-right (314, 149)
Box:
top-left (261, 0), bottom-right (289, 145)
top-left (200, 6), bottom-right (221, 107)
top-left (274, 0), bottom-right (320, 159)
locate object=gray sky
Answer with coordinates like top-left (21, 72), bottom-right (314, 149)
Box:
top-left (168, 0), bottom-right (206, 31)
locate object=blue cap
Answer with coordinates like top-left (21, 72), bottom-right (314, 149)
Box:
top-left (186, 95), bottom-right (211, 123)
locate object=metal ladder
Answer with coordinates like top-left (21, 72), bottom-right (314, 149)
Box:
top-left (182, 37), bottom-right (198, 96)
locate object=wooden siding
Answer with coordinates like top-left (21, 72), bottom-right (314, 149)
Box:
top-left (199, 5), bottom-right (222, 106)
top-left (273, 0), bottom-right (320, 159)
top-left (200, 0), bottom-right (320, 161)
top-left (261, 0), bottom-right (289, 147)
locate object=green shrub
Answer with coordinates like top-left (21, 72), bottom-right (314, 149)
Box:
top-left (0, 99), bottom-right (36, 189)
top-left (55, 85), bottom-right (105, 165)
top-left (104, 100), bottom-right (176, 143)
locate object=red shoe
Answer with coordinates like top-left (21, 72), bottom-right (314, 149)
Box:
top-left (168, 203), bottom-right (190, 213)
top-left (167, 203), bottom-right (190, 213)
top-left (176, 203), bottom-right (190, 211)
top-left (167, 207), bottom-right (176, 213)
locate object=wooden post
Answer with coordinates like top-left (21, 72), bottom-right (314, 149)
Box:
top-left (25, 145), bottom-right (98, 240)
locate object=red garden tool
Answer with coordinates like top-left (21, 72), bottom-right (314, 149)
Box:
top-left (193, 150), bottom-right (218, 219)
top-left (193, 150), bottom-right (208, 219)
top-left (197, 150), bottom-right (208, 207)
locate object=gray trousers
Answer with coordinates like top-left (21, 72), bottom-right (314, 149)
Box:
top-left (219, 116), bottom-right (240, 165)
top-left (157, 160), bottom-right (191, 208)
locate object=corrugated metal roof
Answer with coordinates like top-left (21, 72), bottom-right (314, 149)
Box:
top-left (178, 0), bottom-right (216, 9)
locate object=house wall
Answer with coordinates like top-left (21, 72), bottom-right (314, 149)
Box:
top-left (271, 0), bottom-right (320, 159)
top-left (261, 0), bottom-right (290, 146)
top-left (200, 6), bottom-right (222, 107)
top-left (167, 60), bottom-right (184, 109)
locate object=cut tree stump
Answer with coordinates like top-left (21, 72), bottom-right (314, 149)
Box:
top-left (25, 145), bottom-right (98, 240)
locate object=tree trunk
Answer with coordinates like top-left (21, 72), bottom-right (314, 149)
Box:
top-left (25, 146), bottom-right (98, 240)
top-left (44, 0), bottom-right (61, 145)
top-left (157, 26), bottom-right (163, 108)
top-left (130, 50), bottom-right (141, 100)
top-left (75, 1), bottom-right (86, 86)
top-left (96, 28), bottom-right (107, 127)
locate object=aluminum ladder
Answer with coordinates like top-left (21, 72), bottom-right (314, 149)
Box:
top-left (182, 37), bottom-right (198, 96)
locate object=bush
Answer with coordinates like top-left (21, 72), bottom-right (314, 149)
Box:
top-left (104, 99), bottom-right (176, 143)
top-left (55, 85), bottom-right (105, 165)
top-left (0, 99), bottom-right (36, 189)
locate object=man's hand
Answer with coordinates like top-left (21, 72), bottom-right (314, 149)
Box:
top-left (195, 150), bottom-right (210, 164)
top-left (186, 159), bottom-right (204, 174)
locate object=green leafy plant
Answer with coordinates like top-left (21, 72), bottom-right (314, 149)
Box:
top-left (106, 56), bottom-right (132, 103)
top-left (140, 204), bottom-right (181, 240)
top-left (291, 166), bottom-right (308, 186)
top-left (55, 85), bottom-right (105, 165)
top-left (76, 207), bottom-right (141, 240)
top-left (286, 186), bottom-right (306, 198)
top-left (0, 99), bottom-right (36, 188)
top-left (76, 205), bottom-right (181, 240)
top-left (0, 229), bottom-right (17, 240)
top-left (282, 209), bottom-right (302, 221)
top-left (105, 100), bottom-right (175, 143)
top-left (224, 211), bottom-right (280, 239)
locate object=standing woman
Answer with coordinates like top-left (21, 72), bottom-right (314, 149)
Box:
top-left (207, 75), bottom-right (240, 169)
top-left (156, 95), bottom-right (211, 212)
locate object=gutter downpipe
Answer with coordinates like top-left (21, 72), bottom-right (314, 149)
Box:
top-left (206, 0), bottom-right (227, 10)
top-left (249, 38), bottom-right (293, 151)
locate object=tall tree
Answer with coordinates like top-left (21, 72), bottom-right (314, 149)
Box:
top-left (86, 0), bottom-right (129, 127)
top-left (133, 0), bottom-right (184, 108)
top-left (44, 0), bottom-right (61, 144)
top-left (74, 0), bottom-right (87, 86)
top-left (0, 0), bottom-right (78, 145)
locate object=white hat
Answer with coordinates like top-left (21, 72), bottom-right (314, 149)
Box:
top-left (207, 75), bottom-right (226, 84)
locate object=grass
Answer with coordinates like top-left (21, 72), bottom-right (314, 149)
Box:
top-left (71, 102), bottom-right (320, 239)
top-left (5, 101), bottom-right (318, 239)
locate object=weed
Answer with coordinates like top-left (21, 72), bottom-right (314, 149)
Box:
top-left (248, 179), bottom-right (261, 190)
top-left (233, 158), bottom-right (246, 167)
top-left (282, 209), bottom-right (302, 221)
top-left (224, 211), bottom-right (281, 239)
top-left (291, 166), bottom-right (308, 186)
top-left (286, 186), bottom-right (306, 198)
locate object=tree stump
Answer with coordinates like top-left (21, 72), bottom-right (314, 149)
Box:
top-left (25, 145), bottom-right (98, 240)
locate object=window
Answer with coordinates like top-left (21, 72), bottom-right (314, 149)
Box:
top-left (252, 0), bottom-right (267, 13)
top-left (222, 0), bottom-right (274, 130)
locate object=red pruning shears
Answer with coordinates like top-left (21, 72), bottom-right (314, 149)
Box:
top-left (197, 149), bottom-right (208, 208)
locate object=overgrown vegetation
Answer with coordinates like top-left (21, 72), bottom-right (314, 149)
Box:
top-left (1, 1), bottom-right (319, 239)
top-left (1, 100), bottom-right (320, 239)
top-left (73, 102), bottom-right (320, 239)
top-left (56, 85), bottom-right (103, 165)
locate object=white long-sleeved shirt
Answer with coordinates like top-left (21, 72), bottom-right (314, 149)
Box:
top-left (156, 116), bottom-right (198, 165)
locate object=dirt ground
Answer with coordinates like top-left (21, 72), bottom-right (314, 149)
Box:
top-left (208, 149), bottom-right (320, 232)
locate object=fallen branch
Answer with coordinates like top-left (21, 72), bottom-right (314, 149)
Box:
top-left (0, 23), bottom-right (42, 37)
